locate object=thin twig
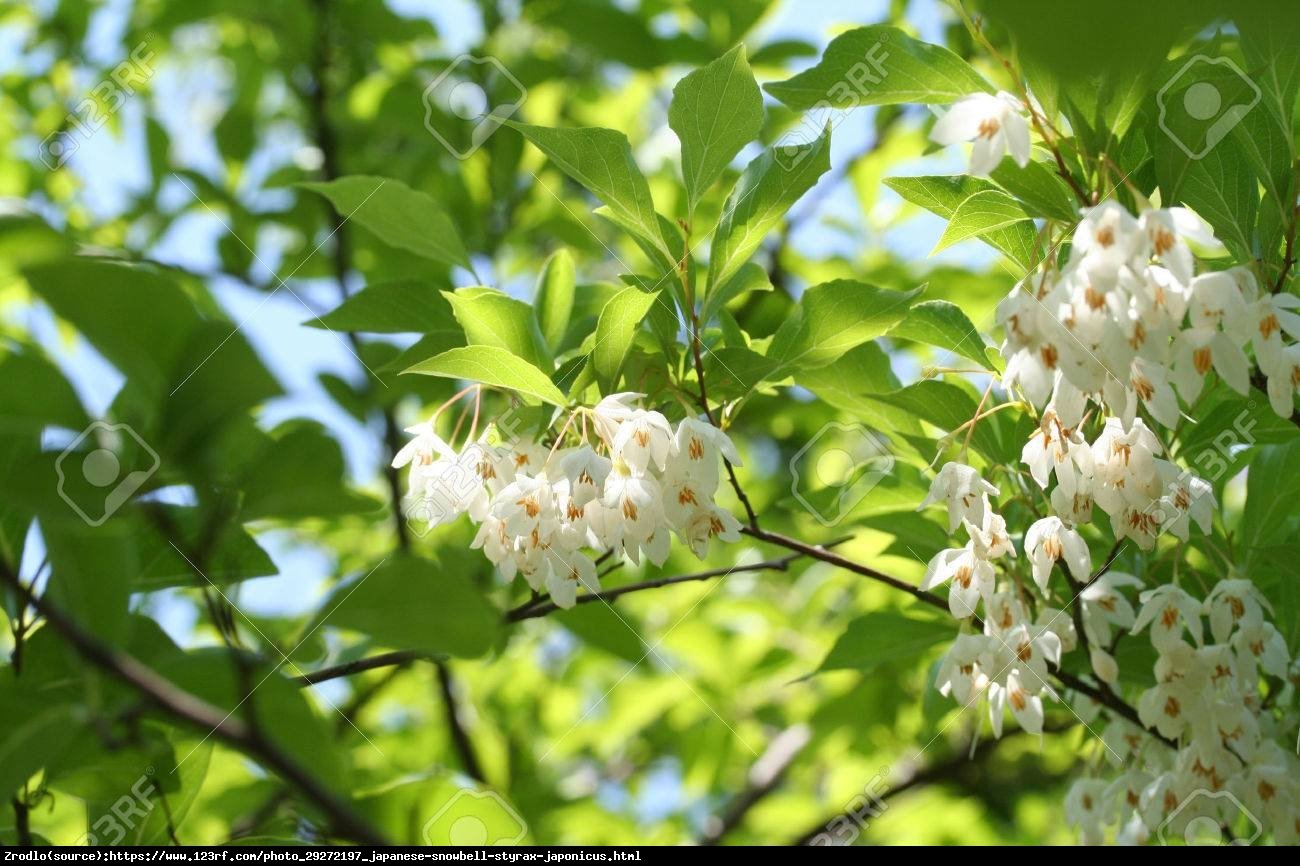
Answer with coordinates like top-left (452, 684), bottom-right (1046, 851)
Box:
top-left (291, 650), bottom-right (439, 686)
top-left (436, 662), bottom-right (486, 783)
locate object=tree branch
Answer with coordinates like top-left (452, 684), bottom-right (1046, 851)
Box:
top-left (700, 724), bottom-right (811, 845)
top-left (0, 562), bottom-right (388, 845)
top-left (291, 650), bottom-right (439, 686)
top-left (789, 723), bottom-right (1070, 846)
top-left (740, 526), bottom-right (957, 619)
top-left (436, 662), bottom-right (486, 783)
top-left (504, 548), bottom-right (831, 622)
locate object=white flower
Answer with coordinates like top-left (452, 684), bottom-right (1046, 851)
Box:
top-left (671, 417), bottom-right (741, 494)
top-left (391, 419), bottom-right (456, 471)
top-left (1021, 409), bottom-right (1093, 494)
top-left (543, 548), bottom-right (600, 609)
top-left (1187, 271), bottom-right (1251, 339)
top-left (678, 504), bottom-right (740, 560)
top-left (1261, 341), bottom-right (1300, 419)
top-left (1138, 207), bottom-right (1224, 285)
top-left (1090, 646), bottom-right (1120, 685)
top-left (1171, 325), bottom-right (1252, 403)
top-left (1065, 778), bottom-right (1110, 845)
top-left (1204, 579), bottom-right (1270, 643)
top-left (1127, 356), bottom-right (1181, 429)
top-left (1081, 571), bottom-right (1142, 645)
top-left (559, 445), bottom-right (612, 507)
top-left (589, 391), bottom-right (641, 445)
top-left (936, 633), bottom-right (993, 704)
top-left (1072, 201), bottom-right (1144, 286)
top-left (1132, 585), bottom-right (1203, 651)
top-left (929, 90), bottom-right (1030, 176)
top-left (602, 464), bottom-right (663, 540)
top-left (1024, 516), bottom-right (1091, 591)
top-left (990, 670), bottom-right (1046, 736)
top-left (1230, 621), bottom-right (1289, 679)
top-left (493, 475), bottom-right (557, 539)
top-left (1150, 462), bottom-right (1214, 542)
top-left (919, 462), bottom-right (999, 532)
top-left (920, 545), bottom-right (994, 619)
top-left (661, 464), bottom-right (713, 530)
top-left (611, 409), bottom-right (674, 474)
top-left (966, 510), bottom-right (1015, 560)
top-left (1247, 292), bottom-right (1300, 373)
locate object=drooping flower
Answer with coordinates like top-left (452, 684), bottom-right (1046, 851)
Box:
top-left (929, 91), bottom-right (1031, 176)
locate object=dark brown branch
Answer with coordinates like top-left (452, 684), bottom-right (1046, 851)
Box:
top-left (436, 662), bottom-right (486, 783)
top-left (504, 549), bottom-right (822, 622)
top-left (741, 526), bottom-right (960, 622)
top-left (789, 723), bottom-right (1069, 846)
top-left (0, 562), bottom-right (388, 845)
top-left (700, 725), bottom-right (811, 845)
top-left (291, 650), bottom-right (438, 686)
top-left (12, 795), bottom-right (30, 846)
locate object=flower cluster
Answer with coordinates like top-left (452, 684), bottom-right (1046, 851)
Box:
top-left (998, 200), bottom-right (1300, 422)
top-left (392, 392), bottom-right (742, 608)
top-left (1065, 579), bottom-right (1296, 845)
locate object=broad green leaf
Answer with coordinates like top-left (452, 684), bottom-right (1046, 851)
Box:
top-left (1240, 440), bottom-right (1300, 561)
top-left (868, 379), bottom-right (1003, 461)
top-left (887, 299), bottom-right (990, 367)
top-left (554, 604), bottom-right (649, 664)
top-left (669, 44), bottom-right (764, 210)
top-left (885, 175), bottom-right (1038, 268)
top-left (0, 347), bottom-right (88, 435)
top-left (818, 610), bottom-right (955, 674)
top-left (699, 261), bottom-right (773, 326)
top-left (535, 248), bottom-right (576, 352)
top-left (404, 346), bottom-right (567, 407)
top-left (239, 421), bottom-right (378, 520)
top-left (765, 25), bottom-right (991, 109)
top-left (794, 343), bottom-right (923, 436)
top-left (300, 176), bottom-right (470, 269)
top-left (509, 122), bottom-right (668, 258)
top-left (707, 129), bottom-right (831, 291)
top-left (981, 0), bottom-right (1198, 145)
top-left (767, 279), bottom-right (920, 374)
top-left (702, 346), bottom-right (778, 401)
top-left (314, 554), bottom-right (500, 658)
top-left (932, 189), bottom-right (1034, 256)
top-left (593, 286), bottom-right (660, 392)
top-left (990, 158), bottom-right (1078, 221)
top-left (443, 286), bottom-right (550, 369)
top-left (310, 279), bottom-right (457, 334)
top-left (360, 775), bottom-right (531, 845)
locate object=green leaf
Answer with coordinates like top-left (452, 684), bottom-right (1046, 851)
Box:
top-left (508, 122), bottom-right (668, 257)
top-left (887, 299), bottom-right (990, 367)
top-left (818, 609), bottom-right (955, 674)
top-left (300, 176), bottom-right (470, 269)
top-left (310, 279), bottom-right (458, 334)
top-left (702, 346), bottom-right (779, 401)
top-left (404, 346), bottom-right (567, 407)
top-left (868, 379), bottom-right (1003, 461)
top-left (765, 25), bottom-right (990, 109)
top-left (1240, 440), bottom-right (1300, 562)
top-left (699, 261), bottom-right (773, 326)
top-left (884, 175), bottom-right (1039, 267)
top-left (794, 343), bottom-right (922, 436)
top-left (669, 44), bottom-right (764, 211)
top-left (593, 286), bottom-right (660, 392)
top-left (932, 189), bottom-right (1034, 256)
top-left (535, 249), bottom-right (577, 352)
top-left (990, 158), bottom-right (1078, 221)
top-left (767, 279), bottom-right (920, 374)
top-left (240, 422), bottom-right (378, 521)
top-left (0, 347), bottom-right (88, 435)
top-left (443, 287), bottom-right (550, 369)
top-left (707, 130), bottom-right (831, 292)
top-left (314, 554), bottom-right (500, 658)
